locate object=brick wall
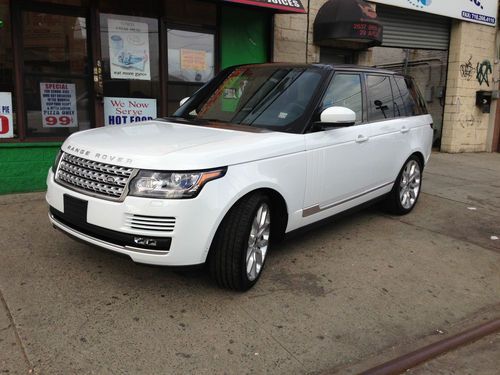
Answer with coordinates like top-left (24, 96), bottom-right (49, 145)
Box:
top-left (441, 20), bottom-right (498, 152)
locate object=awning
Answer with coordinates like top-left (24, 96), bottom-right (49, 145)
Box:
top-left (313, 0), bottom-right (383, 50)
top-left (223, 0), bottom-right (306, 13)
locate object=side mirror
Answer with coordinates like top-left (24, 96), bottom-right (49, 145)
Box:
top-left (320, 106), bottom-right (356, 127)
top-left (179, 97), bottom-right (190, 107)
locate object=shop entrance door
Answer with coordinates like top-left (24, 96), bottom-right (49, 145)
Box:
top-left (99, 13), bottom-right (160, 126)
top-left (15, 2), bottom-right (94, 139)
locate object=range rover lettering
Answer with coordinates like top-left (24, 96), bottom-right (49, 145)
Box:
top-left (46, 64), bottom-right (433, 291)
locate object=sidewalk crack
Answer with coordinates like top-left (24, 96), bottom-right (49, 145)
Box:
top-left (0, 287), bottom-right (34, 373)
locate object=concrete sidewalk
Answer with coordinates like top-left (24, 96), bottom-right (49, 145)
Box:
top-left (1, 152), bottom-right (499, 374)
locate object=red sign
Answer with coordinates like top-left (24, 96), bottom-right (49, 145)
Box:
top-left (224, 0), bottom-right (306, 13)
top-left (0, 92), bottom-right (13, 139)
top-left (0, 115), bottom-right (9, 134)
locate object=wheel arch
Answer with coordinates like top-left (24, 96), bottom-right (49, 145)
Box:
top-left (205, 186), bottom-right (289, 263)
top-left (410, 151), bottom-right (426, 171)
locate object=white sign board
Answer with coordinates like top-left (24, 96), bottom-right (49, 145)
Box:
top-left (40, 83), bottom-right (78, 128)
top-left (0, 92), bottom-right (14, 139)
top-left (104, 97), bottom-right (157, 126)
top-left (371, 0), bottom-right (497, 26)
top-left (108, 18), bottom-right (151, 80)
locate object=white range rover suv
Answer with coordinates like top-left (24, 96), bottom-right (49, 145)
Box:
top-left (47, 64), bottom-right (433, 291)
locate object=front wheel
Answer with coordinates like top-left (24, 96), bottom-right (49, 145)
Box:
top-left (384, 156), bottom-right (422, 215)
top-left (209, 193), bottom-right (271, 291)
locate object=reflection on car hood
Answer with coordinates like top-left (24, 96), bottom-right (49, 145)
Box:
top-left (61, 120), bottom-right (305, 170)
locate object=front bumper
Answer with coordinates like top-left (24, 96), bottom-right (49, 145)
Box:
top-left (46, 169), bottom-right (226, 266)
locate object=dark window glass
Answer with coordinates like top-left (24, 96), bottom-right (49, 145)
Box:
top-left (408, 77), bottom-right (428, 115)
top-left (367, 74), bottom-right (394, 122)
top-left (391, 76), bottom-right (406, 117)
top-left (322, 74), bottom-right (362, 124)
top-left (174, 66), bottom-right (324, 132)
top-left (394, 76), bottom-right (419, 116)
top-left (253, 70), bottom-right (322, 127)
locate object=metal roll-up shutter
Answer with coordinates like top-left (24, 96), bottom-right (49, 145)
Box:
top-left (377, 4), bottom-right (451, 50)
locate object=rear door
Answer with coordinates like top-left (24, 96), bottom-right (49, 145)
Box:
top-left (364, 73), bottom-right (411, 186)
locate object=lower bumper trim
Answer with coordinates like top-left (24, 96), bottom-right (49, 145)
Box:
top-left (49, 212), bottom-right (170, 256)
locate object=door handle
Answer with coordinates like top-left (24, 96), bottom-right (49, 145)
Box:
top-left (355, 134), bottom-right (369, 143)
top-left (401, 126), bottom-right (410, 134)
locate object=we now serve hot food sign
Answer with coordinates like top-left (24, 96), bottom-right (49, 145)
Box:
top-left (104, 97), bottom-right (157, 126)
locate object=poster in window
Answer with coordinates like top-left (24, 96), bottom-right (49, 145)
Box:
top-left (180, 49), bottom-right (208, 72)
top-left (104, 97), bottom-right (157, 126)
top-left (40, 83), bottom-right (78, 128)
top-left (0, 92), bottom-right (14, 139)
top-left (108, 18), bottom-right (151, 81)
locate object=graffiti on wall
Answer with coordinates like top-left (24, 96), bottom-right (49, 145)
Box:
top-left (460, 56), bottom-right (475, 81)
top-left (460, 56), bottom-right (493, 86)
top-left (476, 60), bottom-right (492, 86)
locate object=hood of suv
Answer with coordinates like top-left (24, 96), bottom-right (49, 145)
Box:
top-left (61, 120), bottom-right (305, 170)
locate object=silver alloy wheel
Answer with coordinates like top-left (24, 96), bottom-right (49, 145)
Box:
top-left (246, 203), bottom-right (271, 281)
top-left (399, 159), bottom-right (421, 209)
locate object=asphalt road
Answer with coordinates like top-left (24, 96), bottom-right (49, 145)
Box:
top-left (1, 152), bottom-right (499, 374)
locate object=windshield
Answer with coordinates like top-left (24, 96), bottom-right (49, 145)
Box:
top-left (173, 66), bottom-right (324, 132)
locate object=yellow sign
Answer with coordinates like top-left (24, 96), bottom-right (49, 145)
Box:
top-left (180, 49), bottom-right (207, 71)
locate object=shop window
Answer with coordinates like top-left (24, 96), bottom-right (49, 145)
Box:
top-left (0, 0), bottom-right (15, 140)
top-left (100, 14), bottom-right (160, 126)
top-left (366, 75), bottom-right (394, 122)
top-left (21, 11), bottom-right (91, 138)
top-left (321, 74), bottom-right (363, 124)
top-left (167, 29), bottom-right (215, 114)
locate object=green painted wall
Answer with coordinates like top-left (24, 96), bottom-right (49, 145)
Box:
top-left (220, 7), bottom-right (269, 69)
top-left (0, 143), bottom-right (61, 195)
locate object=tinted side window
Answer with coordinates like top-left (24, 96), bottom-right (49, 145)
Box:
top-left (321, 74), bottom-right (363, 124)
top-left (394, 76), bottom-right (427, 116)
top-left (391, 76), bottom-right (406, 117)
top-left (367, 75), bottom-right (394, 122)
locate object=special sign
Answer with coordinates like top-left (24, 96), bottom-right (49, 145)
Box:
top-left (40, 82), bottom-right (78, 128)
top-left (0, 92), bottom-right (14, 139)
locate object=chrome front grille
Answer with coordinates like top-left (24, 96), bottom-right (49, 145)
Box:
top-left (56, 153), bottom-right (134, 200)
top-left (125, 214), bottom-right (176, 232)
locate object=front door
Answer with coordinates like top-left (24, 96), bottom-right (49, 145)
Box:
top-left (16, 2), bottom-right (93, 139)
top-left (303, 73), bottom-right (381, 221)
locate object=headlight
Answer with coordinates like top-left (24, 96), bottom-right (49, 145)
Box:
top-left (52, 150), bottom-right (63, 173)
top-left (129, 168), bottom-right (227, 199)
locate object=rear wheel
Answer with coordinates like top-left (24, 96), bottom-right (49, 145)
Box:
top-left (209, 193), bottom-right (271, 291)
top-left (385, 155), bottom-right (422, 215)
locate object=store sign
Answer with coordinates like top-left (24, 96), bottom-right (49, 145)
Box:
top-left (104, 97), bottom-right (157, 126)
top-left (40, 83), bottom-right (78, 128)
top-left (314, 0), bottom-right (383, 49)
top-left (223, 0), bottom-right (306, 13)
top-left (108, 18), bottom-right (151, 80)
top-left (0, 92), bottom-right (13, 139)
top-left (371, 0), bottom-right (497, 26)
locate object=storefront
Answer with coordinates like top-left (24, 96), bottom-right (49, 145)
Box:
top-left (0, 0), bottom-right (305, 194)
top-left (273, 0), bottom-right (499, 153)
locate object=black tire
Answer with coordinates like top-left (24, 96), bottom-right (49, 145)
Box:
top-left (384, 155), bottom-right (423, 215)
top-left (208, 192), bottom-right (271, 291)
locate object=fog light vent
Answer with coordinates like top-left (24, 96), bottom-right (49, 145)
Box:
top-left (125, 214), bottom-right (176, 232)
